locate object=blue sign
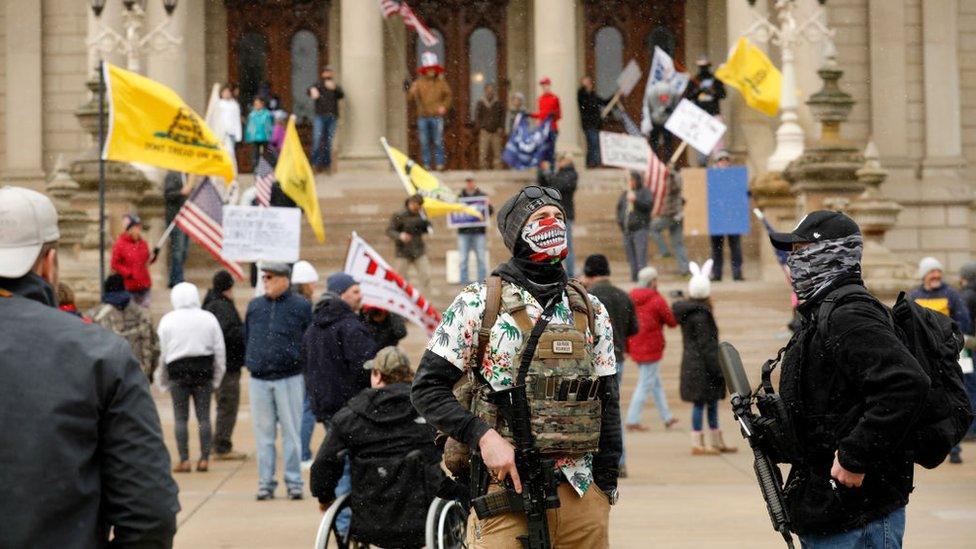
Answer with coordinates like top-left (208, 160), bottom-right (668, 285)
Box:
top-left (447, 196), bottom-right (490, 229)
top-left (707, 166), bottom-right (749, 235)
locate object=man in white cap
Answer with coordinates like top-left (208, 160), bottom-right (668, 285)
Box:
top-left (0, 186), bottom-right (178, 547)
top-left (407, 52), bottom-right (453, 170)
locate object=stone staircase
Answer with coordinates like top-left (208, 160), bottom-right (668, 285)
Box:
top-left (179, 167), bottom-right (761, 311)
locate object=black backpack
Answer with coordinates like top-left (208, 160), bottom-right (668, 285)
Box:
top-left (818, 286), bottom-right (974, 469)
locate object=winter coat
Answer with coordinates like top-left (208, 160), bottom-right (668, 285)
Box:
top-left (587, 280), bottom-right (638, 362)
top-left (577, 87), bottom-right (608, 131)
top-left (688, 68), bottom-right (726, 116)
top-left (156, 283), bottom-right (225, 390)
top-left (532, 92), bottom-right (562, 131)
top-left (778, 276), bottom-right (930, 535)
top-left (361, 309), bottom-right (408, 350)
top-left (628, 287), bottom-right (677, 363)
top-left (0, 273), bottom-right (178, 548)
top-left (407, 75), bottom-right (453, 118)
top-left (311, 383), bottom-right (442, 548)
top-left (302, 293), bottom-right (379, 421)
top-left (386, 204), bottom-right (431, 260)
top-left (540, 165), bottom-right (579, 221)
top-left (475, 97), bottom-right (505, 133)
top-left (908, 284), bottom-right (972, 334)
top-left (203, 290), bottom-right (246, 373)
top-left (244, 289), bottom-right (312, 380)
top-left (90, 296), bottom-right (159, 377)
top-left (163, 170), bottom-right (186, 224)
top-left (245, 107), bottom-right (273, 143)
top-left (110, 232), bottom-right (152, 292)
top-left (961, 281), bottom-right (976, 335)
top-left (313, 83), bottom-right (345, 117)
top-left (616, 187), bottom-right (653, 233)
top-left (660, 170), bottom-right (684, 220)
top-left (672, 298), bottom-right (725, 403)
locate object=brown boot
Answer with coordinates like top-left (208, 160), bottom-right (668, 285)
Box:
top-left (172, 460), bottom-right (192, 473)
top-left (710, 430), bottom-right (738, 453)
top-left (691, 432), bottom-right (720, 456)
top-left (196, 459), bottom-right (209, 472)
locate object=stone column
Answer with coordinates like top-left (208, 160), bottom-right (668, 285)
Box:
top-left (146, 0), bottom-right (204, 112)
top-left (922, 0), bottom-right (965, 173)
top-left (4, 0), bottom-right (45, 189)
top-left (867, 0), bottom-right (907, 162)
top-left (339, 0), bottom-right (387, 166)
top-left (533, 0), bottom-right (580, 156)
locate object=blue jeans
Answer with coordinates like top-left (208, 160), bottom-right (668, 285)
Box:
top-left (301, 395), bottom-right (316, 461)
top-left (650, 216), bottom-right (690, 275)
top-left (457, 232), bottom-right (487, 284)
top-left (168, 226), bottom-right (188, 287)
top-left (312, 114), bottom-right (337, 168)
top-left (250, 374), bottom-right (304, 492)
top-left (623, 229), bottom-right (649, 282)
top-left (800, 507), bottom-right (905, 549)
top-left (584, 128), bottom-right (601, 167)
top-left (565, 220), bottom-right (576, 278)
top-left (418, 116), bottom-right (445, 168)
top-left (692, 400), bottom-right (719, 431)
top-left (626, 361), bottom-right (674, 425)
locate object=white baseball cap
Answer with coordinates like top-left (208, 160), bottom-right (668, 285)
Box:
top-left (0, 186), bottom-right (60, 278)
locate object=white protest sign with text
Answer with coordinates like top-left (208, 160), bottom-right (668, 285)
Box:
top-left (221, 205), bottom-right (301, 262)
top-left (664, 98), bottom-right (728, 155)
top-left (616, 59), bottom-right (642, 96)
top-left (599, 131), bottom-right (650, 172)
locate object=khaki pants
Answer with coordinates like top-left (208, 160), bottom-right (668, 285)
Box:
top-left (479, 129), bottom-right (502, 169)
top-left (468, 482), bottom-right (611, 548)
top-left (396, 255), bottom-right (432, 297)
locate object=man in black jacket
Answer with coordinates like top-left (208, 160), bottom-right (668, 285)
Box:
top-left (387, 194), bottom-right (432, 295)
top-left (204, 270), bottom-right (247, 460)
top-left (767, 211), bottom-right (930, 546)
top-left (163, 170), bottom-right (190, 288)
top-left (577, 75), bottom-right (611, 168)
top-left (360, 305), bottom-right (408, 349)
top-left (311, 346), bottom-right (441, 548)
top-left (539, 154), bottom-right (579, 276)
top-left (958, 261), bottom-right (976, 441)
top-left (457, 176), bottom-right (494, 284)
top-left (309, 65), bottom-right (344, 173)
top-left (0, 186), bottom-right (179, 548)
top-left (617, 170), bottom-right (653, 282)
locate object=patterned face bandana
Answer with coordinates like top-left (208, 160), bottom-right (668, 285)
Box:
top-left (787, 234), bottom-right (863, 301)
top-left (520, 217), bottom-right (568, 263)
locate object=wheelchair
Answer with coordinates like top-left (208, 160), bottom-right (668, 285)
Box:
top-left (313, 451), bottom-right (469, 549)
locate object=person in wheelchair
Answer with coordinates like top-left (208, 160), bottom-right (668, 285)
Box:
top-left (311, 346), bottom-right (444, 548)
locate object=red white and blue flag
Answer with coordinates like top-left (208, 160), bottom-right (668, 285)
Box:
top-left (175, 178), bottom-right (245, 279)
top-left (253, 156), bottom-right (274, 207)
top-left (379, 0), bottom-right (439, 47)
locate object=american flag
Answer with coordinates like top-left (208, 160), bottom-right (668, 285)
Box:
top-left (253, 156), bottom-right (274, 207)
top-left (175, 178), bottom-right (245, 280)
top-left (379, 0), bottom-right (439, 47)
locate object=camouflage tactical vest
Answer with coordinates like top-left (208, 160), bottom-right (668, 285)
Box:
top-left (469, 278), bottom-right (602, 457)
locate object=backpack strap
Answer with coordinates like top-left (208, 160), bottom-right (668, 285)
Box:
top-left (475, 276), bottom-right (503, 373)
top-left (565, 278), bottom-right (596, 336)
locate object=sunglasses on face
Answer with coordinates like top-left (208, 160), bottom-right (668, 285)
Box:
top-left (261, 274), bottom-right (278, 281)
top-left (520, 185), bottom-right (561, 201)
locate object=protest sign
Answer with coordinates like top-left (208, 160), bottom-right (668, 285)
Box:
top-left (345, 232), bottom-right (442, 335)
top-left (221, 205), bottom-right (301, 262)
top-left (681, 167), bottom-right (750, 236)
top-left (599, 131), bottom-right (650, 172)
top-left (447, 196), bottom-right (490, 229)
top-left (617, 59), bottom-right (642, 96)
top-left (664, 99), bottom-right (728, 155)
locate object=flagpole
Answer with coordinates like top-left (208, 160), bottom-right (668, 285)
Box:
top-left (98, 60), bottom-right (106, 301)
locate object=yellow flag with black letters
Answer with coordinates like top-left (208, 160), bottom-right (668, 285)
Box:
top-left (275, 115), bottom-right (325, 243)
top-left (101, 63), bottom-right (235, 183)
top-left (715, 37), bottom-right (782, 117)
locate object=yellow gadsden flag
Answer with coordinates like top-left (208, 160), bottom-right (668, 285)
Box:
top-left (715, 38), bottom-right (782, 117)
top-left (275, 115), bottom-right (325, 243)
top-left (380, 138), bottom-right (483, 219)
top-left (101, 63), bottom-right (235, 183)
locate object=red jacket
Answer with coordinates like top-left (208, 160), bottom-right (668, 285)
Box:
top-left (532, 92), bottom-right (562, 132)
top-left (110, 233), bottom-right (152, 292)
top-left (627, 287), bottom-right (677, 363)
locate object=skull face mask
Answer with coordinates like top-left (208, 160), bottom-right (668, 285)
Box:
top-left (520, 217), bottom-right (568, 263)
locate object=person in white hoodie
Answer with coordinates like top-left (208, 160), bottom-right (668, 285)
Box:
top-left (157, 282), bottom-right (226, 474)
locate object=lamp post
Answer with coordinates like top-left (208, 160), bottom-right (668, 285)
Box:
top-left (743, 0), bottom-right (835, 172)
top-left (87, 0), bottom-right (181, 74)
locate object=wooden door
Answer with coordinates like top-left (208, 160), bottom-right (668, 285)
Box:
top-left (406, 0), bottom-right (509, 170)
top-left (226, 0), bottom-right (329, 172)
top-left (583, 0), bottom-right (685, 134)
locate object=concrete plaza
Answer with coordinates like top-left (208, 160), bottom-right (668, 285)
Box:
top-left (157, 275), bottom-right (976, 548)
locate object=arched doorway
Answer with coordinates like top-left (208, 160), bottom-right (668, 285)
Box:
top-left (226, 0), bottom-right (329, 171)
top-left (406, 0), bottom-right (509, 170)
top-left (583, 0), bottom-right (685, 133)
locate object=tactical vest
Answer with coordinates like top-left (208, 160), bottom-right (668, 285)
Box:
top-left (468, 277), bottom-right (602, 456)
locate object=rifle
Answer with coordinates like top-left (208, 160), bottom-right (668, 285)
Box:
top-left (718, 342), bottom-right (796, 549)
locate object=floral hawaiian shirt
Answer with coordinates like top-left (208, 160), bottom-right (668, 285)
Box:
top-left (427, 281), bottom-right (616, 496)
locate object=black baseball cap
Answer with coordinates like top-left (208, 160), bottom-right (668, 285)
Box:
top-left (768, 210), bottom-right (860, 251)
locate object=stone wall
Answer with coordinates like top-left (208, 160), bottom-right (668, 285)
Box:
top-left (0, 2), bottom-right (6, 173)
top-left (827, 0), bottom-right (870, 142)
top-left (205, 0), bottom-right (228, 91)
top-left (41, 0), bottom-right (89, 172)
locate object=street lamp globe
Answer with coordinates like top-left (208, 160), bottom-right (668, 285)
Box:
top-left (163, 0), bottom-right (178, 16)
top-left (90, 0), bottom-right (107, 17)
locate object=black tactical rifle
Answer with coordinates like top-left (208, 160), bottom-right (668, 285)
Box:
top-left (718, 342), bottom-right (796, 549)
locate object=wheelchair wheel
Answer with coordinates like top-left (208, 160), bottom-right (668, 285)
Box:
top-left (424, 497), bottom-right (469, 549)
top-left (315, 493), bottom-right (371, 549)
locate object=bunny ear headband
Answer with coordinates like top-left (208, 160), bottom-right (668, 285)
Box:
top-left (689, 261), bottom-right (700, 277)
top-left (701, 259), bottom-right (714, 278)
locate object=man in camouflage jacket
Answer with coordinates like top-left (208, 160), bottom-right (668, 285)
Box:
top-left (91, 274), bottom-right (160, 378)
